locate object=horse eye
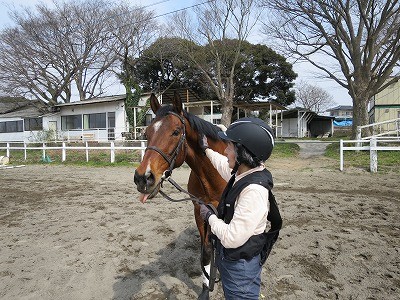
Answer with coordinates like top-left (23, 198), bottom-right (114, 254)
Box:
top-left (172, 129), bottom-right (180, 136)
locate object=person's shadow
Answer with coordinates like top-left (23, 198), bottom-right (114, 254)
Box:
top-left (112, 227), bottom-right (204, 299)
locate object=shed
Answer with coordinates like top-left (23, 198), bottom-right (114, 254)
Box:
top-left (233, 101), bottom-right (287, 137)
top-left (278, 108), bottom-right (335, 138)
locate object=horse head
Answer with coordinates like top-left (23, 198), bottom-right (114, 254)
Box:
top-left (134, 92), bottom-right (188, 203)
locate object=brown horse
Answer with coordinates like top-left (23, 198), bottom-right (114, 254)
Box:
top-left (134, 92), bottom-right (227, 299)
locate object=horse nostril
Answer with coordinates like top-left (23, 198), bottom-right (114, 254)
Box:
top-left (146, 171), bottom-right (155, 187)
top-left (134, 170), bottom-right (147, 189)
top-left (134, 170), bottom-right (141, 186)
top-left (134, 170), bottom-right (156, 191)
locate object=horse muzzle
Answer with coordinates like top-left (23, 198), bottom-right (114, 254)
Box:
top-left (134, 169), bottom-right (160, 203)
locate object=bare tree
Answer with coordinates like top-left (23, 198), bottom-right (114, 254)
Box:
top-left (295, 81), bottom-right (335, 113)
top-left (0, 9), bottom-right (77, 105)
top-left (171, 0), bottom-right (262, 126)
top-left (53, 0), bottom-right (119, 101)
top-left (0, 0), bottom-right (158, 105)
top-left (262, 0), bottom-right (400, 137)
top-left (107, 3), bottom-right (159, 129)
top-left (108, 3), bottom-right (159, 94)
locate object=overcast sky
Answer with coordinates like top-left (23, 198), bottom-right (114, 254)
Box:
top-left (0, 0), bottom-right (352, 106)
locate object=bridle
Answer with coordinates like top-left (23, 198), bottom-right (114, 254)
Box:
top-left (145, 111), bottom-right (202, 203)
top-left (145, 111), bottom-right (187, 181)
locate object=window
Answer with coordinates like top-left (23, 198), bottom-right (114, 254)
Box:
top-left (108, 112), bottom-right (115, 128)
top-left (61, 115), bottom-right (82, 130)
top-left (0, 120), bottom-right (23, 133)
top-left (24, 118), bottom-right (43, 131)
top-left (204, 106), bottom-right (222, 114)
top-left (145, 114), bottom-right (153, 126)
top-left (83, 113), bottom-right (106, 129)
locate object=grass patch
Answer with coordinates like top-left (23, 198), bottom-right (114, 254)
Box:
top-left (271, 142), bottom-right (300, 158)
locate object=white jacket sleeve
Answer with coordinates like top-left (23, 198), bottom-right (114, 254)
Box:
top-left (204, 148), bottom-right (232, 182)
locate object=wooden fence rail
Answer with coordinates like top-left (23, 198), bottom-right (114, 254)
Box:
top-left (0, 141), bottom-right (147, 163)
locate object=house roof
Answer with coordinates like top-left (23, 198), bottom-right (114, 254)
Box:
top-left (233, 100), bottom-right (287, 111)
top-left (326, 105), bottom-right (353, 111)
top-left (0, 98), bottom-right (48, 118)
top-left (159, 88), bottom-right (202, 103)
top-left (281, 108), bottom-right (335, 120)
top-left (55, 94), bottom-right (127, 107)
top-left (0, 97), bottom-right (31, 114)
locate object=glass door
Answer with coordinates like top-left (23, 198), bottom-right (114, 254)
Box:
top-left (108, 112), bottom-right (115, 140)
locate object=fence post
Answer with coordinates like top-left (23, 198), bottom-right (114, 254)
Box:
top-left (6, 142), bottom-right (10, 157)
top-left (62, 142), bottom-right (66, 162)
top-left (42, 142), bottom-right (46, 160)
top-left (339, 139), bottom-right (344, 171)
top-left (370, 137), bottom-right (377, 173)
top-left (110, 141), bottom-right (115, 163)
top-left (24, 142), bottom-right (27, 161)
top-left (85, 141), bottom-right (89, 162)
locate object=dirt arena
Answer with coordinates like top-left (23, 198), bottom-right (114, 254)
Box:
top-left (1, 154), bottom-right (399, 299)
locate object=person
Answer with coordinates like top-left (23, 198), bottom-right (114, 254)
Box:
top-left (199, 117), bottom-right (279, 299)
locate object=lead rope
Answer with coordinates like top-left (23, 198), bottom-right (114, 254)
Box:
top-left (200, 222), bottom-right (219, 292)
top-left (158, 175), bottom-right (219, 290)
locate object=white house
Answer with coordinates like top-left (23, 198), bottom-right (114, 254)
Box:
top-left (0, 95), bottom-right (130, 143)
top-left (0, 99), bottom-right (48, 142)
top-left (0, 90), bottom-right (224, 143)
top-left (54, 95), bottom-right (128, 141)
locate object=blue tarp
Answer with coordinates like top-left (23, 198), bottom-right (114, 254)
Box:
top-left (334, 120), bottom-right (353, 127)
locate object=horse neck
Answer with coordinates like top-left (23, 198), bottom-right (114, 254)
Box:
top-left (184, 132), bottom-right (227, 199)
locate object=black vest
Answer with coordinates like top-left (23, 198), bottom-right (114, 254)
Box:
top-left (217, 169), bottom-right (282, 262)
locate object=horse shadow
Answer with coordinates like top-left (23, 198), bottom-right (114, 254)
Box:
top-left (112, 227), bottom-right (204, 299)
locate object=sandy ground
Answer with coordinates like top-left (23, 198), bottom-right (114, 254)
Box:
top-left (1, 151), bottom-right (399, 300)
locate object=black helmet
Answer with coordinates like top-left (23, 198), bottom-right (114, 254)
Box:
top-left (218, 117), bottom-right (275, 161)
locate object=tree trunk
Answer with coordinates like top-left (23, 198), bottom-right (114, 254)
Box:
top-left (220, 98), bottom-right (233, 127)
top-left (351, 94), bottom-right (370, 139)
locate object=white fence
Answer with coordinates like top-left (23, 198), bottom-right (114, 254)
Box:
top-left (357, 118), bottom-right (400, 140)
top-left (340, 137), bottom-right (400, 172)
top-left (0, 141), bottom-right (147, 163)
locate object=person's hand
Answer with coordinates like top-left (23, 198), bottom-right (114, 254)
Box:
top-left (199, 134), bottom-right (209, 154)
top-left (200, 204), bottom-right (215, 222)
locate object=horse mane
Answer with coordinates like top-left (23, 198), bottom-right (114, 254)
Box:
top-left (155, 105), bottom-right (222, 141)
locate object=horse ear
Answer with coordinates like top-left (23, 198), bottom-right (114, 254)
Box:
top-left (150, 93), bottom-right (161, 114)
top-left (172, 91), bottom-right (183, 114)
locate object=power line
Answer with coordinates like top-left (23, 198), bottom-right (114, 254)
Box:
top-left (105, 0), bottom-right (215, 32)
top-left (150, 0), bottom-right (215, 19)
top-left (139, 0), bottom-right (174, 10)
